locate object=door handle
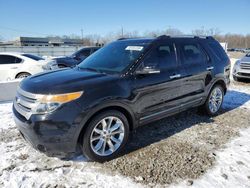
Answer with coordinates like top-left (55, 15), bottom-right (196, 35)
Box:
top-left (11, 67), bottom-right (18, 69)
top-left (170, 74), bottom-right (181, 79)
top-left (207, 66), bottom-right (214, 71)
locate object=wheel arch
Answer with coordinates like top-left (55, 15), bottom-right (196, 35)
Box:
top-left (15, 72), bottom-right (31, 78)
top-left (76, 103), bottom-right (136, 146)
top-left (211, 79), bottom-right (227, 94)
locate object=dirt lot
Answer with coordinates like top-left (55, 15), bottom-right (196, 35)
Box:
top-left (102, 80), bottom-right (250, 186)
top-left (228, 51), bottom-right (246, 59)
top-left (0, 80), bottom-right (250, 187)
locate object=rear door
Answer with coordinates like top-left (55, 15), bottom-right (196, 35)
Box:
top-left (133, 40), bottom-right (185, 123)
top-left (175, 39), bottom-right (209, 108)
top-left (0, 55), bottom-right (22, 81)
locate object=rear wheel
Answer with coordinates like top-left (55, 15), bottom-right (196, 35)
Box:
top-left (16, 72), bottom-right (31, 79)
top-left (201, 85), bottom-right (224, 116)
top-left (82, 110), bottom-right (129, 162)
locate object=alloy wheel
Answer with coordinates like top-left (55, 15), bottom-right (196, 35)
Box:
top-left (208, 87), bottom-right (223, 113)
top-left (90, 116), bottom-right (125, 156)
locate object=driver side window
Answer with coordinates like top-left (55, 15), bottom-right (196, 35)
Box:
top-left (141, 43), bottom-right (177, 71)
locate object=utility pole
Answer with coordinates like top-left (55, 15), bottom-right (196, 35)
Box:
top-left (81, 28), bottom-right (84, 46)
top-left (121, 26), bottom-right (124, 38)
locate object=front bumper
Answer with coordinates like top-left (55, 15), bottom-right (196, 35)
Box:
top-left (233, 69), bottom-right (250, 79)
top-left (12, 103), bottom-right (81, 158)
top-left (233, 64), bottom-right (250, 79)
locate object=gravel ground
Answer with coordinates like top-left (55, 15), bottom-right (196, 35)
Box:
top-left (0, 79), bottom-right (250, 187)
top-left (102, 81), bottom-right (250, 186)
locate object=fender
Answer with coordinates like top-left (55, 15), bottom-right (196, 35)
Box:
top-left (201, 75), bottom-right (228, 104)
top-left (72, 99), bottom-right (137, 148)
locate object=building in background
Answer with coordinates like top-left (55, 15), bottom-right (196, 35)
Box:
top-left (0, 37), bottom-right (83, 47)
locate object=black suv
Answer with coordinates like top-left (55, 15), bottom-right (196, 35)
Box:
top-left (13, 36), bottom-right (230, 162)
top-left (53, 46), bottom-right (100, 68)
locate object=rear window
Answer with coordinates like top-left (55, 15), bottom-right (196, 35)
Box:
top-left (207, 42), bottom-right (228, 61)
top-left (179, 43), bottom-right (207, 65)
top-left (0, 55), bottom-right (22, 64)
top-left (22, 54), bottom-right (44, 61)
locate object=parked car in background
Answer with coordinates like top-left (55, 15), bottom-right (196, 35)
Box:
top-left (227, 48), bottom-right (236, 52)
top-left (13, 35), bottom-right (230, 162)
top-left (52, 46), bottom-right (100, 68)
top-left (0, 52), bottom-right (57, 81)
top-left (233, 53), bottom-right (250, 81)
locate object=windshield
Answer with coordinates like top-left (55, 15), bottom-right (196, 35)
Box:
top-left (78, 40), bottom-right (152, 73)
top-left (22, 54), bottom-right (44, 61)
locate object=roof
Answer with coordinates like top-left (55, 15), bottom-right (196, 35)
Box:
top-left (118, 35), bottom-right (214, 42)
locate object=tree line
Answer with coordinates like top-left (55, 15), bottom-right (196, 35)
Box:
top-left (1, 27), bottom-right (250, 49)
top-left (79, 27), bottom-right (250, 49)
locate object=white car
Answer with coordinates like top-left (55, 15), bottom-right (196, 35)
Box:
top-left (233, 53), bottom-right (250, 81)
top-left (0, 52), bottom-right (58, 81)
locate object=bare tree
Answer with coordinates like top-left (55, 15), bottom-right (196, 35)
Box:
top-left (165, 28), bottom-right (183, 36)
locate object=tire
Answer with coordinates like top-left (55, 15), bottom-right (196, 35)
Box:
top-left (201, 85), bottom-right (224, 116)
top-left (16, 72), bottom-right (31, 79)
top-left (82, 110), bottom-right (130, 162)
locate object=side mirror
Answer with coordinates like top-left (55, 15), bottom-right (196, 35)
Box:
top-left (136, 66), bottom-right (160, 75)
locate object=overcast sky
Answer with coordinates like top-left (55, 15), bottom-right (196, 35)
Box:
top-left (0, 0), bottom-right (249, 40)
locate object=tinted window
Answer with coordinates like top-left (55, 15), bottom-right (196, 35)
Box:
top-left (207, 42), bottom-right (227, 61)
top-left (79, 40), bottom-right (151, 73)
top-left (22, 54), bottom-right (44, 61)
top-left (0, 55), bottom-right (21, 64)
top-left (180, 43), bottom-right (206, 64)
top-left (142, 44), bottom-right (177, 70)
top-left (15, 57), bottom-right (22, 63)
top-left (92, 48), bottom-right (100, 53)
top-left (77, 49), bottom-right (91, 58)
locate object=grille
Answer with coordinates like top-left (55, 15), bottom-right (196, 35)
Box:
top-left (240, 62), bottom-right (250, 70)
top-left (14, 87), bottom-right (40, 120)
top-left (238, 72), bottom-right (250, 77)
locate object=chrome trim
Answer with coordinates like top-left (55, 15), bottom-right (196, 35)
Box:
top-left (14, 87), bottom-right (40, 120)
top-left (140, 98), bottom-right (202, 121)
top-left (17, 87), bottom-right (42, 99)
top-left (170, 74), bottom-right (181, 79)
top-left (14, 99), bottom-right (32, 120)
top-left (207, 66), bottom-right (214, 71)
top-left (140, 105), bottom-right (179, 121)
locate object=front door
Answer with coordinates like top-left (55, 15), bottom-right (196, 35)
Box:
top-left (132, 41), bottom-right (185, 124)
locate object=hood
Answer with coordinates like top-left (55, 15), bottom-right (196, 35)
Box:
top-left (20, 68), bottom-right (114, 94)
top-left (241, 56), bottom-right (250, 63)
top-left (53, 56), bottom-right (79, 66)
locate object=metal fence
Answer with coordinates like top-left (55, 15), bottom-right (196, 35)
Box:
top-left (0, 46), bottom-right (84, 57)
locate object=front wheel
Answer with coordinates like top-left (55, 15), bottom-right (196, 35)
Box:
top-left (202, 85), bottom-right (224, 116)
top-left (82, 110), bottom-right (129, 162)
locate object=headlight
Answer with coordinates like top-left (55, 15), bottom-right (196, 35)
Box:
top-left (32, 91), bottom-right (83, 114)
top-left (234, 60), bottom-right (241, 67)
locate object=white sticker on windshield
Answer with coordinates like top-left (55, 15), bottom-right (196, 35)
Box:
top-left (125, 46), bottom-right (144, 51)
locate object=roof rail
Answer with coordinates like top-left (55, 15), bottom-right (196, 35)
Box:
top-left (117, 38), bottom-right (128, 40)
top-left (157, 35), bottom-right (171, 39)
